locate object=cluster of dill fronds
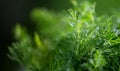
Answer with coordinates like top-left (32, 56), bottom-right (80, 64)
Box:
top-left (9, 1), bottom-right (120, 71)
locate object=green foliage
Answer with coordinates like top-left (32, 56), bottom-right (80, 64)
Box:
top-left (9, 0), bottom-right (120, 71)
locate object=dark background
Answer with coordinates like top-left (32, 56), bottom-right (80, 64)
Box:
top-left (0, 0), bottom-right (120, 71)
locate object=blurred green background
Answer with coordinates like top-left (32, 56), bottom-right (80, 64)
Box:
top-left (1, 0), bottom-right (120, 71)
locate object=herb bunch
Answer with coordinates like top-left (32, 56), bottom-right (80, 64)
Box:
top-left (9, 1), bottom-right (120, 71)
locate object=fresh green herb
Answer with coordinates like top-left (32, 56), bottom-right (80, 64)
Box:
top-left (8, 1), bottom-right (120, 71)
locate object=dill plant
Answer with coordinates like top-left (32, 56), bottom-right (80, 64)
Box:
top-left (8, 0), bottom-right (120, 71)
